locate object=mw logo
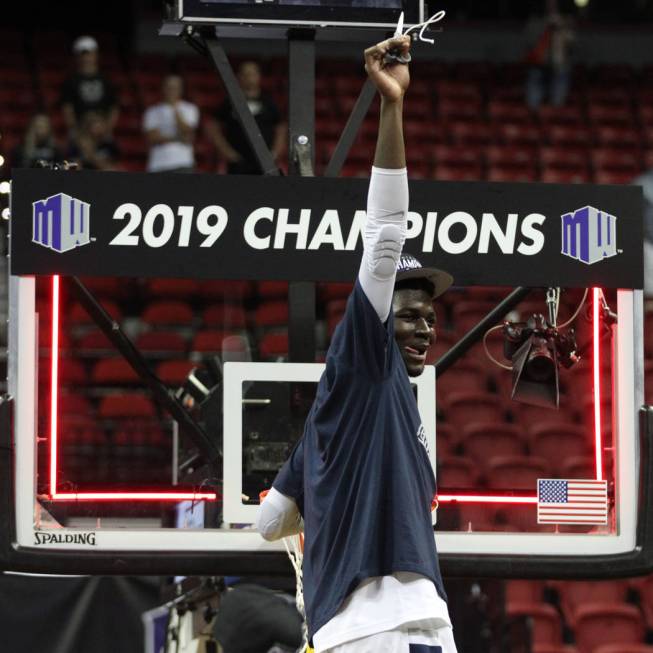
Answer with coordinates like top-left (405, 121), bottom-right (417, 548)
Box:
top-left (32, 192), bottom-right (91, 253)
top-left (560, 206), bottom-right (618, 265)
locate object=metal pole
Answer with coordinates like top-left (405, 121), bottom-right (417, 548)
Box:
top-left (435, 287), bottom-right (532, 378)
top-left (325, 78), bottom-right (376, 178)
top-left (204, 37), bottom-right (280, 176)
top-left (287, 30), bottom-right (317, 363)
top-left (70, 277), bottom-right (220, 463)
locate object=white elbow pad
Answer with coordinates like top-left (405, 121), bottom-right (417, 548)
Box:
top-left (367, 223), bottom-right (403, 280)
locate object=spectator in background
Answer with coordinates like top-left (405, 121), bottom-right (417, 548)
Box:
top-left (68, 111), bottom-right (120, 170)
top-left (209, 61), bottom-right (285, 174)
top-left (524, 0), bottom-right (575, 109)
top-left (143, 75), bottom-right (199, 173)
top-left (12, 114), bottom-right (63, 168)
top-left (60, 36), bottom-right (119, 137)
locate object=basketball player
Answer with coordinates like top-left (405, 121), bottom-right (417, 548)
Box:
top-left (257, 35), bottom-right (457, 653)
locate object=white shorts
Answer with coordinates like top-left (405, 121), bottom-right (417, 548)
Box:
top-left (324, 625), bottom-right (458, 653)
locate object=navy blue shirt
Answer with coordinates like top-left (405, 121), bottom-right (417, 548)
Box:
top-left (273, 280), bottom-right (446, 637)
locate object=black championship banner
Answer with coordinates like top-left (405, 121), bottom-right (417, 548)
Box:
top-left (10, 169), bottom-right (644, 288)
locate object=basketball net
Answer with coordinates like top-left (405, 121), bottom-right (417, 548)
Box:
top-left (283, 532), bottom-right (308, 652)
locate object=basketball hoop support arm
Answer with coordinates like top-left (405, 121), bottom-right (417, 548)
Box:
top-left (69, 276), bottom-right (220, 463)
top-left (435, 286), bottom-right (532, 378)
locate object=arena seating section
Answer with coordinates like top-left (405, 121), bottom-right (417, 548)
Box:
top-left (4, 30), bottom-right (653, 652)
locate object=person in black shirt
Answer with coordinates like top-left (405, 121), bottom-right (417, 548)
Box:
top-left (209, 61), bottom-right (285, 174)
top-left (67, 111), bottom-right (120, 171)
top-left (59, 36), bottom-right (119, 137)
top-left (12, 114), bottom-right (63, 169)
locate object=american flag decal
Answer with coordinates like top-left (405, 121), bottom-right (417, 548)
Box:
top-left (537, 479), bottom-right (608, 525)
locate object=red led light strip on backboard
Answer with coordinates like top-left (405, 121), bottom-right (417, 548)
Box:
top-left (48, 275), bottom-right (217, 502)
top-left (48, 277), bottom-right (603, 504)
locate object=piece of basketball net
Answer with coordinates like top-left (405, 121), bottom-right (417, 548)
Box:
top-left (283, 531), bottom-right (308, 652)
top-left (385, 9), bottom-right (447, 64)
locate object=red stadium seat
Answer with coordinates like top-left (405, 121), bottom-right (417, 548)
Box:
top-left (448, 120), bottom-right (492, 145)
top-left (460, 422), bottom-right (526, 463)
top-left (487, 455), bottom-right (549, 490)
top-left (594, 169), bottom-right (639, 185)
top-left (257, 281), bottom-right (289, 298)
top-left (496, 123), bottom-right (542, 146)
top-left (435, 80), bottom-right (483, 102)
top-left (541, 167), bottom-right (592, 184)
top-left (486, 144), bottom-right (537, 167)
top-left (488, 99), bottom-right (533, 123)
top-left (528, 424), bottom-right (590, 473)
top-left (58, 393), bottom-right (94, 417)
top-left (631, 575), bottom-right (653, 628)
top-left (141, 301), bottom-right (194, 327)
top-left (587, 104), bottom-right (634, 125)
top-left (442, 391), bottom-right (506, 431)
top-left (146, 279), bottom-right (201, 298)
top-left (76, 331), bottom-right (114, 352)
top-left (98, 394), bottom-right (156, 419)
top-left (91, 358), bottom-right (140, 385)
top-left (436, 455), bottom-right (478, 490)
top-left (539, 145), bottom-right (590, 170)
top-left (505, 602), bottom-right (562, 646)
top-left (202, 304), bottom-right (247, 329)
top-left (457, 502), bottom-right (497, 531)
top-left (487, 163), bottom-right (538, 182)
top-left (437, 360), bottom-right (490, 401)
top-left (55, 359), bottom-right (88, 386)
top-left (593, 646), bottom-right (653, 653)
top-left (506, 580), bottom-right (546, 605)
top-left (573, 603), bottom-right (644, 653)
top-left (68, 300), bottom-right (122, 325)
top-left (551, 580), bottom-right (630, 625)
top-left (432, 143), bottom-right (484, 167)
top-left (319, 283), bottom-right (354, 302)
top-left (259, 332), bottom-right (289, 359)
top-left (547, 125), bottom-right (592, 147)
top-left (451, 301), bottom-right (499, 334)
top-left (191, 329), bottom-right (237, 354)
top-left (533, 646), bottom-right (579, 653)
top-left (594, 125), bottom-right (640, 147)
top-left (197, 280), bottom-right (252, 300)
top-left (591, 146), bottom-right (642, 171)
top-left (156, 360), bottom-right (196, 386)
top-left (135, 331), bottom-right (187, 354)
top-left (438, 97), bottom-right (483, 122)
top-left (538, 105), bottom-right (584, 125)
top-left (433, 162), bottom-right (483, 181)
top-left (255, 301), bottom-right (289, 327)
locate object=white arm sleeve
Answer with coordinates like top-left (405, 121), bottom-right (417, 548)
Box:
top-left (255, 487), bottom-right (303, 541)
top-left (358, 166), bottom-right (409, 322)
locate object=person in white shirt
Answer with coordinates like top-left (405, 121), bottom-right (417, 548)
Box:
top-left (256, 35), bottom-right (457, 653)
top-left (143, 75), bottom-right (199, 173)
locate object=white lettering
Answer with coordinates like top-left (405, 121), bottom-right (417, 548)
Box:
top-left (142, 204), bottom-right (175, 248)
top-left (438, 211), bottom-right (478, 254)
top-left (518, 213), bottom-right (546, 255)
top-left (244, 207), bottom-right (274, 250)
top-left (406, 211), bottom-right (423, 241)
top-left (345, 210), bottom-right (366, 250)
top-left (422, 212), bottom-right (438, 253)
top-left (478, 213), bottom-right (518, 254)
top-left (273, 208), bottom-right (311, 249)
top-left (308, 209), bottom-right (345, 250)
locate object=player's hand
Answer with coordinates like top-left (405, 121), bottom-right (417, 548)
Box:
top-left (364, 35), bottom-right (411, 103)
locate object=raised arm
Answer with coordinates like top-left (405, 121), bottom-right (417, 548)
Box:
top-left (358, 36), bottom-right (411, 322)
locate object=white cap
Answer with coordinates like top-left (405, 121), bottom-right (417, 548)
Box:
top-left (72, 36), bottom-right (98, 54)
